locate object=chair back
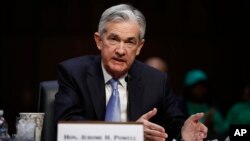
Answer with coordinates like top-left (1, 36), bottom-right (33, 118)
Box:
top-left (38, 80), bottom-right (58, 141)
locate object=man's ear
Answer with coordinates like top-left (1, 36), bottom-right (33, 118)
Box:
top-left (94, 32), bottom-right (102, 50)
top-left (136, 39), bottom-right (145, 55)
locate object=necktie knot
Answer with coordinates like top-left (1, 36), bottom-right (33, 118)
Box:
top-left (109, 79), bottom-right (118, 91)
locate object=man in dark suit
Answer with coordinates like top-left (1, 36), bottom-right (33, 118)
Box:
top-left (55, 4), bottom-right (207, 141)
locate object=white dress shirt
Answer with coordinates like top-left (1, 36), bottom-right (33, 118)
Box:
top-left (101, 62), bottom-right (128, 122)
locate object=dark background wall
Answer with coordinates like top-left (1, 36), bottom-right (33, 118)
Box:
top-left (1, 0), bottom-right (248, 134)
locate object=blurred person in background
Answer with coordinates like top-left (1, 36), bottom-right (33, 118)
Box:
top-left (145, 56), bottom-right (184, 109)
top-left (181, 69), bottom-right (228, 139)
top-left (145, 57), bottom-right (168, 73)
top-left (226, 83), bottom-right (250, 125)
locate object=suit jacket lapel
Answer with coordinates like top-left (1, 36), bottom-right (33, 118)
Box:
top-left (86, 57), bottom-right (106, 120)
top-left (127, 61), bottom-right (144, 121)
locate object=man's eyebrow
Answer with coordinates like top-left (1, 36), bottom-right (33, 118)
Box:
top-left (108, 33), bottom-right (138, 41)
top-left (108, 33), bottom-right (119, 38)
top-left (127, 37), bottom-right (137, 41)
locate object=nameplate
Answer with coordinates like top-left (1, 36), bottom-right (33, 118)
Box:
top-left (57, 121), bottom-right (143, 141)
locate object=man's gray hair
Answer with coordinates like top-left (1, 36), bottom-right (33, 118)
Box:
top-left (98, 4), bottom-right (146, 40)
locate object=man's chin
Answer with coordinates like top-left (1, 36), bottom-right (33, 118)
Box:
top-left (109, 68), bottom-right (127, 76)
top-left (113, 69), bottom-right (126, 74)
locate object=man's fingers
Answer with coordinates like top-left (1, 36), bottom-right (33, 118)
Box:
top-left (137, 108), bottom-right (164, 132)
top-left (139, 108), bottom-right (157, 120)
top-left (200, 132), bottom-right (207, 138)
top-left (144, 128), bottom-right (167, 141)
top-left (189, 112), bottom-right (204, 122)
top-left (144, 134), bottom-right (166, 141)
top-left (198, 122), bottom-right (208, 137)
top-left (145, 120), bottom-right (166, 133)
top-left (196, 132), bottom-right (207, 141)
top-left (200, 122), bottom-right (208, 132)
top-left (137, 108), bottom-right (168, 141)
top-left (145, 128), bottom-right (168, 138)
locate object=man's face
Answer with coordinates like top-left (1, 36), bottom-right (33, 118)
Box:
top-left (94, 21), bottom-right (144, 78)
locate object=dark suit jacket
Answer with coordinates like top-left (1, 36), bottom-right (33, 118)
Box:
top-left (55, 55), bottom-right (186, 140)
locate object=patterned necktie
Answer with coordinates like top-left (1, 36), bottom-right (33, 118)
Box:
top-left (105, 79), bottom-right (121, 122)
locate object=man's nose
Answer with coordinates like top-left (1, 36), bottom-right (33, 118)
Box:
top-left (115, 42), bottom-right (126, 55)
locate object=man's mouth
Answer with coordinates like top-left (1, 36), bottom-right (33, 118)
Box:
top-left (113, 57), bottom-right (125, 62)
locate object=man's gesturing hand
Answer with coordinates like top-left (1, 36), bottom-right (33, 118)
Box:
top-left (181, 113), bottom-right (208, 141)
top-left (137, 108), bottom-right (168, 141)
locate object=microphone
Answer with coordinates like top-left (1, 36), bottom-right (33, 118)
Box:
top-left (125, 74), bottom-right (131, 119)
top-left (125, 74), bottom-right (131, 82)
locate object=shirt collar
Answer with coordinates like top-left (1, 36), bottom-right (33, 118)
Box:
top-left (101, 61), bottom-right (127, 87)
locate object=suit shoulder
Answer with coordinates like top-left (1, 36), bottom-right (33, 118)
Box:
top-left (59, 55), bottom-right (100, 68)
